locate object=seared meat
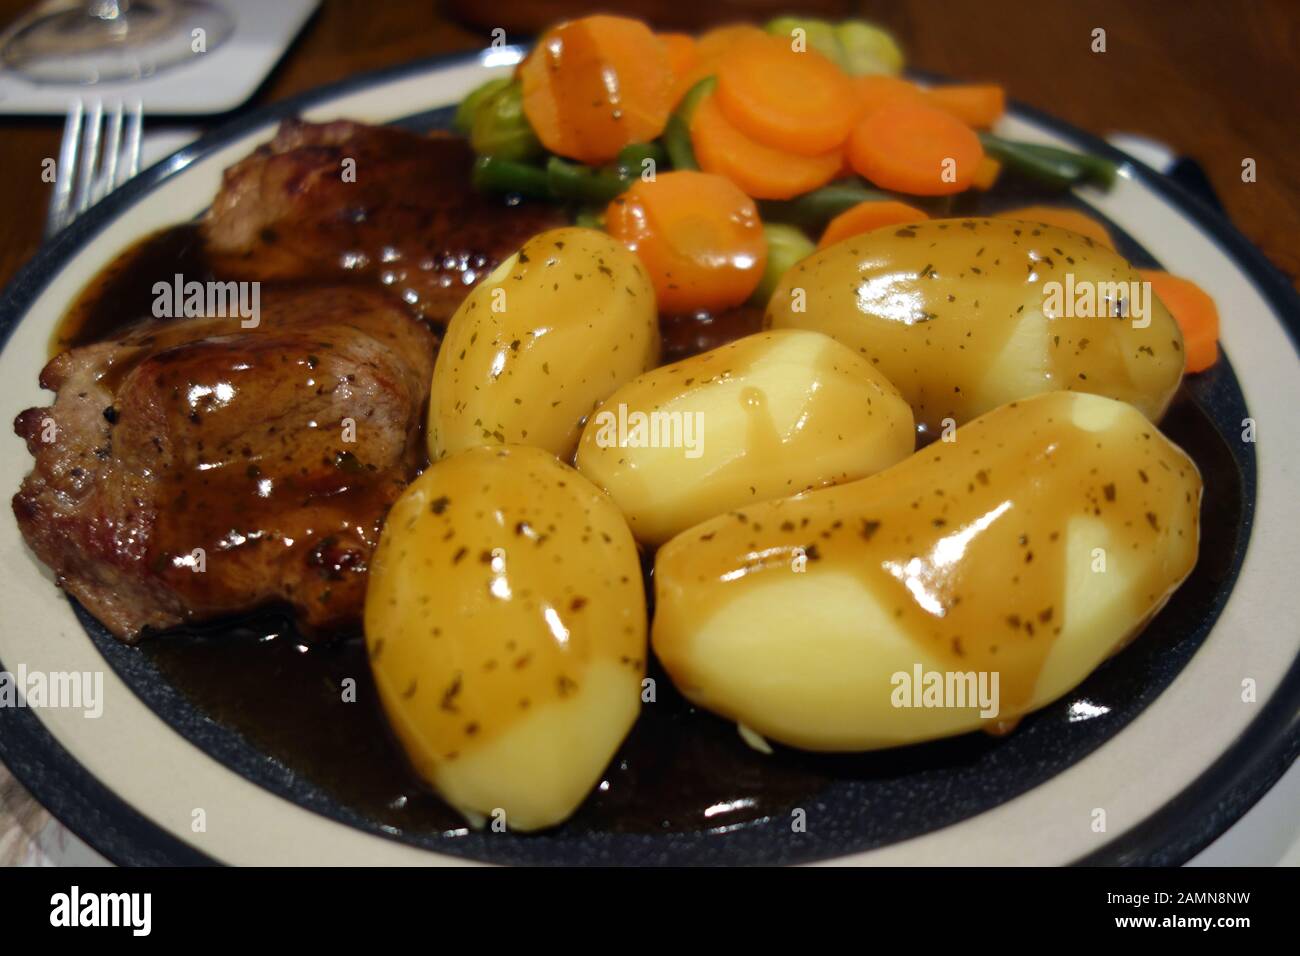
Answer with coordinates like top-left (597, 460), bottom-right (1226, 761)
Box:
top-left (13, 286), bottom-right (434, 641)
top-left (16, 119), bottom-right (565, 641)
top-left (203, 119), bottom-right (567, 324)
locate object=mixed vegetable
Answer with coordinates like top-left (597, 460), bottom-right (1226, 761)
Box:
top-left (454, 12), bottom-right (1218, 367)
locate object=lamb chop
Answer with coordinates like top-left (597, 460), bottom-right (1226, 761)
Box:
top-left (13, 285), bottom-right (434, 642)
top-left (202, 119), bottom-right (567, 325)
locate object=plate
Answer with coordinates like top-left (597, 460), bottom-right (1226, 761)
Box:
top-left (1, 48), bottom-right (1297, 866)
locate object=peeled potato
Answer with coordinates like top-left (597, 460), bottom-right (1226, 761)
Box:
top-left (575, 329), bottom-right (914, 545)
top-left (653, 391), bottom-right (1201, 752)
top-left (766, 217), bottom-right (1185, 435)
top-left (365, 444), bottom-right (646, 830)
top-left (429, 226), bottom-right (660, 461)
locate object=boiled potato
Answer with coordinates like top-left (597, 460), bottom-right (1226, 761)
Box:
top-left (429, 227), bottom-right (660, 461)
top-left (575, 329), bottom-right (914, 545)
top-left (653, 391), bottom-right (1200, 752)
top-left (365, 444), bottom-right (646, 830)
top-left (766, 217), bottom-right (1184, 435)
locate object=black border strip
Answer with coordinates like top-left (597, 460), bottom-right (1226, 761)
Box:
top-left (0, 52), bottom-right (1296, 867)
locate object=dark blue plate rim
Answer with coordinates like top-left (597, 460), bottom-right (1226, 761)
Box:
top-left (0, 49), bottom-right (1296, 867)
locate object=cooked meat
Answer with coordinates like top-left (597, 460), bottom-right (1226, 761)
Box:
top-left (16, 119), bottom-right (566, 641)
top-left (203, 119), bottom-right (567, 324)
top-left (13, 286), bottom-right (434, 641)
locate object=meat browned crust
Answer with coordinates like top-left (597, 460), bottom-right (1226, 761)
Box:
top-left (202, 119), bottom-right (568, 324)
top-left (13, 286), bottom-right (435, 641)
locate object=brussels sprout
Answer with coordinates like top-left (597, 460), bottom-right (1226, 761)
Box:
top-left (573, 206), bottom-right (606, 231)
top-left (470, 81), bottom-right (542, 161)
top-left (835, 20), bottom-right (905, 75)
top-left (454, 76), bottom-right (511, 135)
top-left (765, 16), bottom-right (842, 62)
top-left (764, 17), bottom-right (905, 76)
top-left (749, 223), bottom-right (815, 306)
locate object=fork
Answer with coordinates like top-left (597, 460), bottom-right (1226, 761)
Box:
top-left (45, 98), bottom-right (144, 239)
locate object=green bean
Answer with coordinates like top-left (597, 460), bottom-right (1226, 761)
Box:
top-left (979, 134), bottom-right (1118, 190)
top-left (454, 76), bottom-right (511, 135)
top-left (662, 114), bottom-right (696, 171)
top-left (978, 135), bottom-right (1082, 189)
top-left (1015, 142), bottom-right (1117, 188)
top-left (759, 181), bottom-right (893, 232)
top-left (616, 142), bottom-right (668, 180)
top-left (546, 157), bottom-right (629, 204)
top-left (662, 76), bottom-right (716, 171)
top-left (750, 223), bottom-right (816, 307)
top-left (471, 155), bottom-right (551, 199)
top-left (677, 76), bottom-right (716, 123)
top-left (470, 82), bottom-right (542, 162)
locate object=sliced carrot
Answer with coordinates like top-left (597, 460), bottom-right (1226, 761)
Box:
top-left (1140, 270), bottom-right (1220, 373)
top-left (675, 23), bottom-right (767, 96)
top-left (925, 84), bottom-right (1006, 128)
top-left (695, 22), bottom-right (768, 63)
top-left (817, 201), bottom-right (930, 250)
top-left (714, 34), bottom-right (859, 156)
top-left (660, 32), bottom-right (700, 105)
top-left (691, 94), bottom-right (842, 200)
top-left (852, 74), bottom-right (927, 118)
top-left (519, 15), bottom-right (673, 165)
top-left (972, 155), bottom-right (1002, 190)
top-left (847, 102), bottom-right (983, 195)
top-left (996, 205), bottom-right (1115, 249)
top-left (605, 170), bottom-right (767, 313)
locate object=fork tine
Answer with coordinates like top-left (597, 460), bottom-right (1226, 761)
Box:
top-left (73, 99), bottom-right (103, 217)
top-left (121, 99), bottom-right (143, 185)
top-left (96, 101), bottom-right (125, 205)
top-left (46, 100), bottom-right (83, 238)
top-left (46, 97), bottom-right (146, 239)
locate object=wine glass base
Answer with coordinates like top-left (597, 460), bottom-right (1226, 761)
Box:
top-left (1, 1), bottom-right (234, 86)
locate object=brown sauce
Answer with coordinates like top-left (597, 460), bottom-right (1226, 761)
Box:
top-left (142, 605), bottom-right (826, 835)
top-left (52, 224), bottom-right (428, 357)
top-left (55, 223), bottom-right (759, 364)
top-left (54, 224), bottom-right (213, 355)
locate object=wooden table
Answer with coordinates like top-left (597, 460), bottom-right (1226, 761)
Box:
top-left (0, 0), bottom-right (1296, 864)
top-left (1, 0), bottom-right (1297, 291)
